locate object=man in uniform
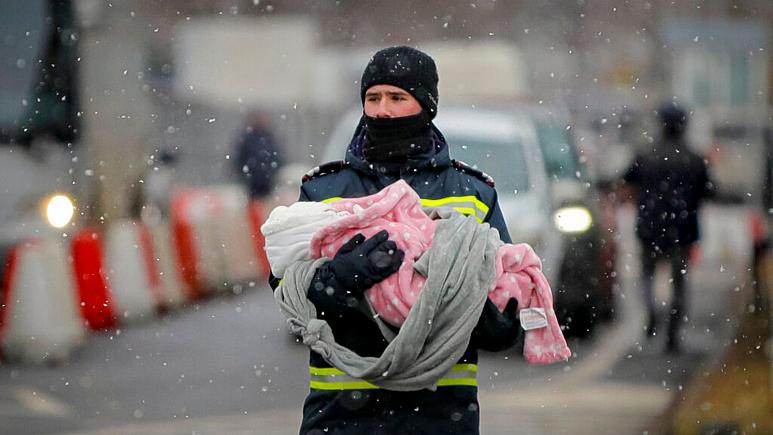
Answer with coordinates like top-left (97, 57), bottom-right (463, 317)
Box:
top-left (271, 46), bottom-right (520, 434)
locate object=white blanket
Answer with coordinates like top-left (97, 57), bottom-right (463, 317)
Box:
top-left (260, 201), bottom-right (345, 278)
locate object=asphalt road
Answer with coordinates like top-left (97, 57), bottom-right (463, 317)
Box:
top-left (0, 203), bottom-right (753, 435)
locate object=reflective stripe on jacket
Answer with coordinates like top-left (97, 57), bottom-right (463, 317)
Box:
top-left (309, 363), bottom-right (479, 390)
top-left (322, 195), bottom-right (490, 223)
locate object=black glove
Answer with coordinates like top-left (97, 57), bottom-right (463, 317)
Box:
top-left (471, 298), bottom-right (522, 352)
top-left (307, 230), bottom-right (404, 314)
top-left (326, 229), bottom-right (405, 296)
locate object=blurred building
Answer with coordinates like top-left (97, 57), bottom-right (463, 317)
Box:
top-left (68, 0), bottom-right (771, 218)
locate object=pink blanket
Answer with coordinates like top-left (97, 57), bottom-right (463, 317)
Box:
top-left (309, 180), bottom-right (571, 365)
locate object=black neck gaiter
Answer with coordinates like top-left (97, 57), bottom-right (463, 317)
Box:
top-left (363, 111), bottom-right (433, 163)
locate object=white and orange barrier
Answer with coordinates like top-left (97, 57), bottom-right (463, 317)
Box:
top-left (144, 222), bottom-right (189, 309)
top-left (103, 220), bottom-right (164, 322)
top-left (170, 188), bottom-right (223, 298)
top-left (209, 185), bottom-right (263, 287)
top-left (247, 200), bottom-right (272, 281)
top-left (0, 238), bottom-right (86, 364)
top-left (71, 228), bottom-right (117, 330)
top-left (170, 185), bottom-right (266, 296)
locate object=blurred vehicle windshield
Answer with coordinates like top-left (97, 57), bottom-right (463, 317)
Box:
top-left (534, 120), bottom-right (580, 181)
top-left (0, 0), bottom-right (79, 146)
top-left (448, 136), bottom-right (530, 194)
top-left (0, 0), bottom-right (47, 141)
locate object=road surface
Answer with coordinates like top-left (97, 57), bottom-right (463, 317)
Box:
top-left (0, 203), bottom-right (752, 434)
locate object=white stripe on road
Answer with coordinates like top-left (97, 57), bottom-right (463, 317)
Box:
top-left (481, 381), bottom-right (670, 413)
top-left (59, 408), bottom-right (302, 435)
top-left (551, 274), bottom-right (646, 387)
top-left (480, 383), bottom-right (670, 435)
top-left (14, 387), bottom-right (74, 417)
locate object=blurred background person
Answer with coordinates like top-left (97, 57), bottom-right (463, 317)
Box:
top-left (131, 148), bottom-right (179, 223)
top-left (622, 102), bottom-right (715, 354)
top-left (233, 109), bottom-right (284, 201)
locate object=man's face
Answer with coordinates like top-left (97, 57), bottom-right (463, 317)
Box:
top-left (363, 84), bottom-right (423, 118)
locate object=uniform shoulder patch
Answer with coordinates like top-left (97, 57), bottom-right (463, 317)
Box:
top-left (302, 160), bottom-right (348, 183)
top-left (452, 159), bottom-right (495, 188)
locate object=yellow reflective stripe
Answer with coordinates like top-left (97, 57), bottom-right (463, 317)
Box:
top-left (420, 196), bottom-right (489, 215)
top-left (319, 196), bottom-right (489, 223)
top-left (436, 378), bottom-right (478, 387)
top-left (308, 364), bottom-right (478, 390)
top-left (309, 366), bottom-right (345, 376)
top-left (451, 363), bottom-right (478, 373)
top-left (422, 201), bottom-right (486, 223)
top-left (310, 380), bottom-right (380, 390)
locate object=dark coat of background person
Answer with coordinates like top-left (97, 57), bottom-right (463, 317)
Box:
top-left (233, 112), bottom-right (283, 199)
top-left (623, 115), bottom-right (714, 251)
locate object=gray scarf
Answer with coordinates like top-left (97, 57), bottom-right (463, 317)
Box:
top-left (274, 212), bottom-right (502, 391)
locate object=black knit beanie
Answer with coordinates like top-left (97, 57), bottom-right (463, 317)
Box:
top-left (360, 46), bottom-right (439, 118)
top-left (657, 102), bottom-right (689, 139)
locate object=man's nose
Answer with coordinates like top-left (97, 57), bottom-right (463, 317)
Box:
top-left (374, 99), bottom-right (392, 118)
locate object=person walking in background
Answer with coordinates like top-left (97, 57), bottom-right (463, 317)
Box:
top-left (270, 46), bottom-right (522, 435)
top-left (233, 110), bottom-right (283, 200)
top-left (623, 102), bottom-right (715, 354)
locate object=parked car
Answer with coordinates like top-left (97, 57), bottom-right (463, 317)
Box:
top-left (322, 104), bottom-right (615, 336)
top-left (527, 105), bottom-right (617, 331)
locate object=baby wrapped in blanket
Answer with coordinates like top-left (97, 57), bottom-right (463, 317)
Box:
top-left (261, 180), bottom-right (570, 364)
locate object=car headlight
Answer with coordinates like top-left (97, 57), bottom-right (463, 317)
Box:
top-left (43, 194), bottom-right (75, 228)
top-left (553, 206), bottom-right (592, 234)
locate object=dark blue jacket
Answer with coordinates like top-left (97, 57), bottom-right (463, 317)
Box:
top-left (277, 124), bottom-right (520, 435)
top-left (234, 126), bottom-right (282, 198)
